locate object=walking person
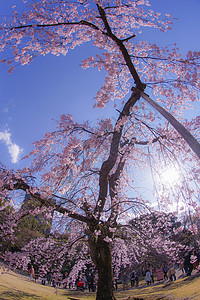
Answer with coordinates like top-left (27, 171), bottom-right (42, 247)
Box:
top-left (156, 266), bottom-right (164, 281)
top-left (47, 272), bottom-right (52, 285)
top-left (113, 277), bottom-right (118, 291)
top-left (184, 251), bottom-right (193, 276)
top-left (179, 258), bottom-right (185, 274)
top-left (168, 265), bottom-right (176, 281)
top-left (193, 249), bottom-right (200, 270)
top-left (135, 272), bottom-right (139, 287)
top-left (150, 266), bottom-right (154, 284)
top-left (122, 272), bottom-right (129, 290)
top-left (41, 275), bottom-right (46, 285)
top-left (29, 265), bottom-right (35, 281)
top-left (130, 270), bottom-right (135, 287)
top-left (162, 264), bottom-right (168, 280)
top-left (87, 273), bottom-right (95, 292)
top-left (145, 269), bottom-right (151, 286)
top-left (52, 273), bottom-right (56, 288)
top-left (82, 274), bottom-right (87, 290)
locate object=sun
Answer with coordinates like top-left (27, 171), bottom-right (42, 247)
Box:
top-left (160, 166), bottom-right (180, 186)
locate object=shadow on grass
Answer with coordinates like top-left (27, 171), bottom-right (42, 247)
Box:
top-left (0, 289), bottom-right (41, 300)
top-left (183, 271), bottom-right (200, 282)
top-left (62, 289), bottom-right (95, 299)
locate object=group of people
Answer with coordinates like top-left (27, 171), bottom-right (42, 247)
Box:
top-left (121, 250), bottom-right (200, 291)
top-left (76, 273), bottom-right (96, 292)
top-left (179, 248), bottom-right (200, 276)
top-left (27, 248), bottom-right (200, 291)
top-left (28, 265), bottom-right (62, 287)
top-left (121, 270), bottom-right (140, 290)
top-left (28, 265), bottom-right (96, 292)
top-left (120, 263), bottom-right (177, 290)
top-left (153, 263), bottom-right (176, 283)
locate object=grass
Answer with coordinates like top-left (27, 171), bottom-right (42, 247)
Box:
top-left (116, 274), bottom-right (200, 299)
top-left (0, 267), bottom-right (94, 300)
top-left (0, 266), bottom-right (200, 300)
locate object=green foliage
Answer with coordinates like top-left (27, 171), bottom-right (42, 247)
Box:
top-left (0, 197), bottom-right (15, 252)
top-left (0, 194), bottom-right (52, 253)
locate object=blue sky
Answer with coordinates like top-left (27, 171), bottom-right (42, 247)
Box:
top-left (0, 0), bottom-right (200, 170)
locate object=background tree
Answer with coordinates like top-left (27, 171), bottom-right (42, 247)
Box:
top-left (0, 192), bottom-right (53, 254)
top-left (0, 1), bottom-right (200, 299)
top-left (128, 211), bottom-right (193, 267)
top-left (3, 210), bottom-right (190, 287)
top-left (0, 197), bottom-right (16, 253)
top-left (13, 193), bottom-right (53, 251)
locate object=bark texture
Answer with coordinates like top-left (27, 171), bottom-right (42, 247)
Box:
top-left (88, 225), bottom-right (115, 300)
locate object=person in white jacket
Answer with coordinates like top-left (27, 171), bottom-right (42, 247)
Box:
top-left (145, 270), bottom-right (151, 286)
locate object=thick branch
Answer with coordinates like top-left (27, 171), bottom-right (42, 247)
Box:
top-left (10, 20), bottom-right (100, 31)
top-left (97, 4), bottom-right (144, 89)
top-left (4, 178), bottom-right (95, 225)
top-left (94, 90), bottom-right (140, 219)
top-left (108, 158), bottom-right (126, 225)
top-left (140, 90), bottom-right (200, 159)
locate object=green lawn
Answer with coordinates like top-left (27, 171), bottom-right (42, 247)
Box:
top-left (1, 266), bottom-right (200, 299)
top-left (0, 267), bottom-right (94, 300)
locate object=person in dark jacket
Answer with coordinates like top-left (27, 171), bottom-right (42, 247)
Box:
top-left (184, 251), bottom-right (193, 276)
top-left (130, 271), bottom-right (135, 287)
top-left (122, 272), bottom-right (129, 290)
top-left (87, 273), bottom-right (95, 292)
top-left (135, 272), bottom-right (139, 287)
top-left (162, 264), bottom-right (168, 280)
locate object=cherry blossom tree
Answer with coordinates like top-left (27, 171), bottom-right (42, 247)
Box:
top-left (0, 1), bottom-right (200, 299)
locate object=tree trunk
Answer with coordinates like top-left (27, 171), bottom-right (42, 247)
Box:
top-left (96, 241), bottom-right (114, 300)
top-left (88, 227), bottom-right (115, 300)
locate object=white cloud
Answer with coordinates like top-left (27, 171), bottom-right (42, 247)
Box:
top-left (0, 130), bottom-right (23, 163)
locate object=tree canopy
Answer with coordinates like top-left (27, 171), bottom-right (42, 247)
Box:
top-left (0, 1), bottom-right (200, 299)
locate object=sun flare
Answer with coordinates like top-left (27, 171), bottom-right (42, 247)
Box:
top-left (160, 167), bottom-right (180, 186)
